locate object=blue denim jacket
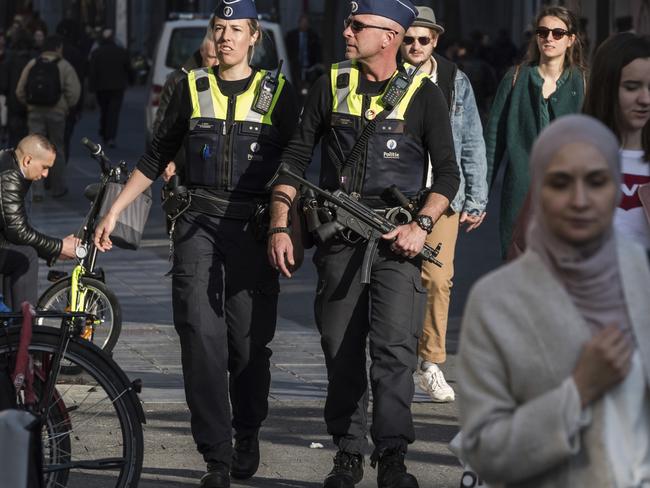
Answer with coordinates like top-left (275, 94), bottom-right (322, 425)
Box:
top-left (433, 68), bottom-right (488, 214)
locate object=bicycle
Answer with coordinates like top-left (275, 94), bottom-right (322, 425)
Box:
top-left (0, 304), bottom-right (145, 487)
top-left (36, 138), bottom-right (126, 355)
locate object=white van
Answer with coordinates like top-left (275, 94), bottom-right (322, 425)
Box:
top-left (145, 14), bottom-right (291, 143)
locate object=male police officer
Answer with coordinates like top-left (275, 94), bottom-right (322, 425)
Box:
top-left (268, 1), bottom-right (459, 487)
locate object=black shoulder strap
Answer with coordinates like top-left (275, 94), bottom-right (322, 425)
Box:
top-left (343, 109), bottom-right (391, 168)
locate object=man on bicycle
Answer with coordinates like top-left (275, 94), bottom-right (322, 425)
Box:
top-left (0, 134), bottom-right (77, 309)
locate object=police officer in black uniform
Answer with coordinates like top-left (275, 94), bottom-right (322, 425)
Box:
top-left (94, 2), bottom-right (298, 487)
top-left (268, 1), bottom-right (459, 487)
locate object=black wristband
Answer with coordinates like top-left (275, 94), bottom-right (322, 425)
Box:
top-left (267, 226), bottom-right (291, 236)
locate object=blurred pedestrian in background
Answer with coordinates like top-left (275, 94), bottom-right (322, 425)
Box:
top-left (584, 33), bottom-right (650, 252)
top-left (24, 10), bottom-right (47, 40)
top-left (56, 19), bottom-right (87, 163)
top-left (0, 29), bottom-right (34, 148)
top-left (285, 12), bottom-right (322, 99)
top-left (491, 29), bottom-right (519, 80)
top-left (458, 114), bottom-right (650, 487)
top-left (6, 15), bottom-right (25, 44)
top-left (486, 6), bottom-right (586, 258)
top-left (32, 28), bottom-right (45, 52)
top-left (80, 25), bottom-right (96, 59)
top-left (400, 5), bottom-right (488, 404)
top-left (89, 28), bottom-right (133, 148)
top-left (0, 30), bottom-right (6, 61)
top-left (16, 35), bottom-right (80, 200)
top-left (454, 40), bottom-right (497, 126)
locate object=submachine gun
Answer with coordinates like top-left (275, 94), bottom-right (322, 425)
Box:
top-left (268, 163), bottom-right (443, 284)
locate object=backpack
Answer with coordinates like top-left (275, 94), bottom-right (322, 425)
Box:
top-left (25, 57), bottom-right (62, 106)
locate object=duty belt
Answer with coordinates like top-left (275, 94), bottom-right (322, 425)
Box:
top-left (188, 190), bottom-right (259, 220)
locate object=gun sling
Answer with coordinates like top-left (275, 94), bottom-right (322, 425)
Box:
top-left (341, 65), bottom-right (422, 193)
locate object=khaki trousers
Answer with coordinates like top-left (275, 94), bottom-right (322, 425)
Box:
top-left (418, 210), bottom-right (459, 364)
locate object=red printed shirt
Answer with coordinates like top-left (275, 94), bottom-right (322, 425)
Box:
top-left (615, 150), bottom-right (650, 249)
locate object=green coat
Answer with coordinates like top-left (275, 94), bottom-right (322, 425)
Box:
top-left (485, 64), bottom-right (585, 258)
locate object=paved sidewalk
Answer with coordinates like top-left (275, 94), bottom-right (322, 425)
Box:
top-left (117, 322), bottom-right (462, 487)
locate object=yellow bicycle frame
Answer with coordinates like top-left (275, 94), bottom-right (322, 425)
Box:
top-left (70, 264), bottom-right (99, 341)
top-left (69, 264), bottom-right (86, 312)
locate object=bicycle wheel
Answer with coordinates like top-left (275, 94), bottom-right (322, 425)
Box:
top-left (37, 278), bottom-right (122, 354)
top-left (0, 326), bottom-right (144, 488)
top-left (37, 380), bottom-right (72, 488)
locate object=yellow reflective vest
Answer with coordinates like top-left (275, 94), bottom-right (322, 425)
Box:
top-left (322, 60), bottom-right (429, 200)
top-left (185, 67), bottom-right (286, 194)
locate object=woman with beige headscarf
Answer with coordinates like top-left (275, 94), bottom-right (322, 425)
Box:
top-left (457, 114), bottom-right (650, 487)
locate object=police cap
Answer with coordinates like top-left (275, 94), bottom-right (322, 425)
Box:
top-left (213, 0), bottom-right (258, 20)
top-left (349, 0), bottom-right (418, 31)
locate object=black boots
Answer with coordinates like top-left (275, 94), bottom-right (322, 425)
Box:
top-left (201, 432), bottom-right (260, 487)
top-left (200, 462), bottom-right (230, 488)
top-left (231, 433), bottom-right (260, 480)
top-left (373, 448), bottom-right (419, 488)
top-left (323, 450), bottom-right (364, 488)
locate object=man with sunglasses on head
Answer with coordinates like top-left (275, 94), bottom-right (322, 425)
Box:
top-left (267, 1), bottom-right (458, 487)
top-left (399, 7), bottom-right (488, 404)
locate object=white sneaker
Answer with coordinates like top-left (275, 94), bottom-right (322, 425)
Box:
top-left (417, 363), bottom-right (455, 403)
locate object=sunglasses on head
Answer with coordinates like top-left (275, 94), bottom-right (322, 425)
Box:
top-left (343, 17), bottom-right (397, 34)
top-left (403, 36), bottom-right (432, 46)
top-left (535, 27), bottom-right (571, 40)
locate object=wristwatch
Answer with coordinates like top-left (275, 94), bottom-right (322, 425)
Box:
top-left (414, 214), bottom-right (433, 234)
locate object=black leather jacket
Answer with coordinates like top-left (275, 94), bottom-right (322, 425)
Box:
top-left (0, 150), bottom-right (62, 265)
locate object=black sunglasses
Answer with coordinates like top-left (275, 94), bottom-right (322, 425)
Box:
top-left (344, 17), bottom-right (397, 34)
top-left (535, 27), bottom-right (571, 40)
top-left (403, 36), bottom-right (432, 46)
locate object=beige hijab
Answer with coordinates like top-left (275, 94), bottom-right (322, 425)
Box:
top-left (527, 114), bottom-right (632, 335)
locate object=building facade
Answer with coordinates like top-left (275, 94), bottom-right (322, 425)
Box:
top-left (2, 0), bottom-right (648, 59)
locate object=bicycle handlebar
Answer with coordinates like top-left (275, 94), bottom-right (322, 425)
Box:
top-left (81, 137), bottom-right (101, 154)
top-left (81, 137), bottom-right (110, 171)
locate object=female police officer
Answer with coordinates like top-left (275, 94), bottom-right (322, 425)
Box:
top-left (94, 1), bottom-right (298, 487)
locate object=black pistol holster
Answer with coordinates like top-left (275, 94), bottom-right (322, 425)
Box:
top-left (161, 175), bottom-right (190, 219)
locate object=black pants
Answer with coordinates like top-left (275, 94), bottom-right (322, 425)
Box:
top-left (171, 211), bottom-right (279, 466)
top-left (63, 110), bottom-right (78, 163)
top-left (95, 89), bottom-right (124, 143)
top-left (313, 239), bottom-right (426, 458)
top-left (0, 243), bottom-right (39, 311)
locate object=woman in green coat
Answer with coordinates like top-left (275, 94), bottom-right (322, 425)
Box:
top-left (486, 6), bottom-right (587, 258)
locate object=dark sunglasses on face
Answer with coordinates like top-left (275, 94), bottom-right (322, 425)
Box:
top-left (403, 36), bottom-right (432, 46)
top-left (535, 27), bottom-right (571, 40)
top-left (343, 17), bottom-right (397, 34)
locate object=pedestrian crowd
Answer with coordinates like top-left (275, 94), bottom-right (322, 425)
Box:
top-left (1, 0), bottom-right (650, 487)
top-left (0, 10), bottom-right (133, 200)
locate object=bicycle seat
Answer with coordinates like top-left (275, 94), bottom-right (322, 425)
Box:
top-left (84, 183), bottom-right (101, 201)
